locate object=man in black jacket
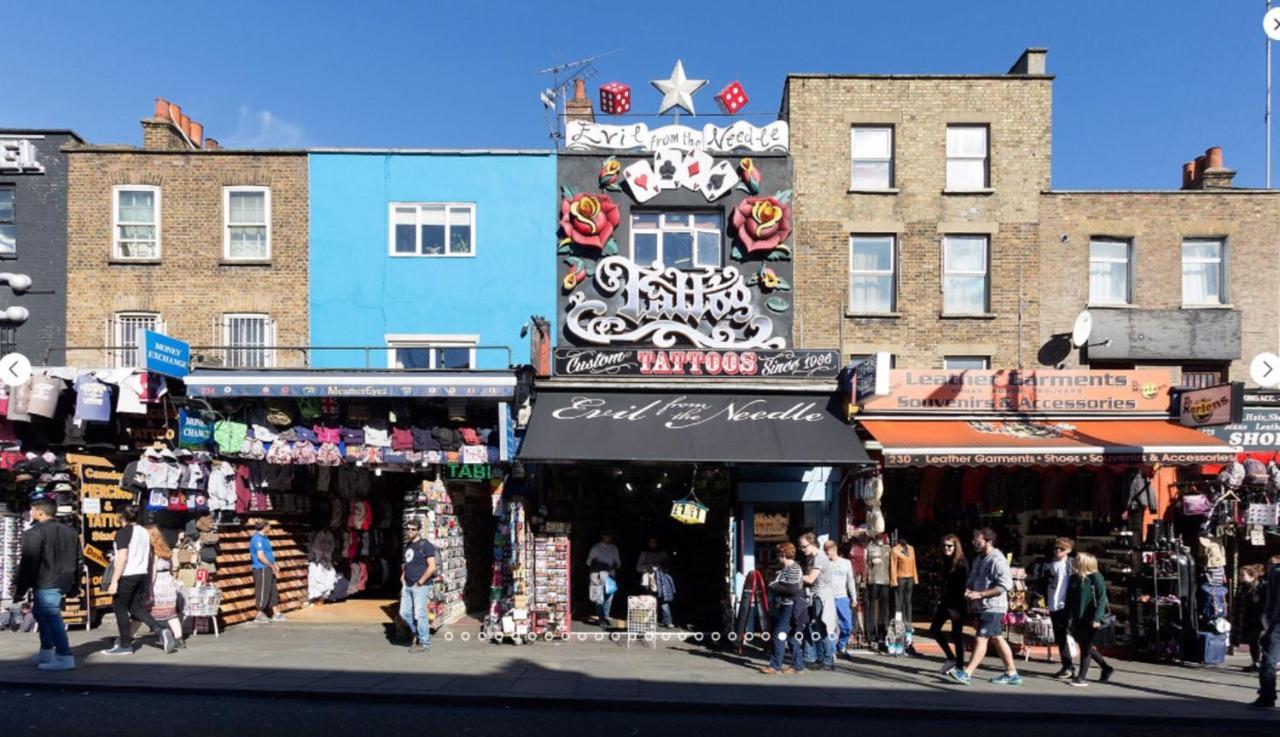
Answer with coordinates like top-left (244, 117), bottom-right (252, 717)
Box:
top-left (1029, 538), bottom-right (1076, 679)
top-left (1253, 555), bottom-right (1280, 710)
top-left (15, 500), bottom-right (80, 671)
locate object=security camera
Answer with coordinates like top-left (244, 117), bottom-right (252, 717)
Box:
top-left (1059, 234), bottom-right (1069, 243)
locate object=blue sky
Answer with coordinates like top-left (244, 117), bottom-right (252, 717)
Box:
top-left (4, 1), bottom-right (1271, 188)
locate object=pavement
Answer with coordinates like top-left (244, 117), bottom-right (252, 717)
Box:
top-left (0, 618), bottom-right (1275, 725)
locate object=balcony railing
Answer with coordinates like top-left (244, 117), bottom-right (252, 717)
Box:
top-left (45, 344), bottom-right (515, 371)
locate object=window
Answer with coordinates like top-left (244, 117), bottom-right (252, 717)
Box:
top-left (1181, 365), bottom-right (1225, 389)
top-left (946, 125), bottom-right (989, 190)
top-left (386, 335), bottom-right (478, 370)
top-left (850, 126), bottom-right (893, 189)
top-left (848, 353), bottom-right (896, 368)
top-left (0, 188), bottom-right (13, 254)
top-left (849, 235), bottom-right (896, 313)
top-left (944, 356), bottom-right (990, 370)
top-left (224, 187), bottom-right (271, 260)
top-left (107, 312), bottom-right (162, 368)
top-left (942, 235), bottom-right (989, 314)
top-left (631, 212), bottom-right (722, 269)
top-left (390, 203), bottom-right (474, 257)
top-left (1181, 238), bottom-right (1226, 305)
top-left (1088, 238), bottom-right (1133, 305)
top-left (222, 314), bottom-right (275, 368)
top-left (112, 185), bottom-right (160, 260)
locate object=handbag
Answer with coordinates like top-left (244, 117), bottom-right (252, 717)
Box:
top-left (98, 561), bottom-right (114, 594)
top-left (1181, 494), bottom-right (1212, 516)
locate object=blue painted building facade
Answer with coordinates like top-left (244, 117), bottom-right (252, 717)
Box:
top-left (308, 151), bottom-right (555, 369)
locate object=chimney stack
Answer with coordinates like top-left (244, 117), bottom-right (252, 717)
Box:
top-left (142, 97), bottom-right (206, 150)
top-left (564, 78), bottom-right (595, 125)
top-left (1008, 47), bottom-right (1048, 75)
top-left (1181, 146), bottom-right (1235, 189)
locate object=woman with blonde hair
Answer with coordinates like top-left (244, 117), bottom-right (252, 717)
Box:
top-left (1065, 552), bottom-right (1113, 686)
top-left (147, 526), bottom-right (184, 653)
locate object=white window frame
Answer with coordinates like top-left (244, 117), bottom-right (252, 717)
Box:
top-left (222, 186), bottom-right (272, 261)
top-left (0, 186), bottom-right (15, 255)
top-left (112, 185), bottom-right (161, 260)
top-left (850, 126), bottom-right (894, 190)
top-left (1088, 237), bottom-right (1133, 306)
top-left (388, 202), bottom-right (476, 258)
top-left (942, 234), bottom-right (990, 315)
top-left (107, 311), bottom-right (163, 368)
top-left (848, 234), bottom-right (897, 313)
top-left (944, 355), bottom-right (990, 370)
top-left (629, 211), bottom-right (723, 269)
top-left (385, 334), bottom-right (479, 370)
top-left (1181, 237), bottom-right (1227, 306)
top-left (221, 313), bottom-right (276, 368)
top-left (945, 125), bottom-right (990, 191)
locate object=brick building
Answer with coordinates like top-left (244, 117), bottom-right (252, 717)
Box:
top-left (64, 100), bottom-right (308, 368)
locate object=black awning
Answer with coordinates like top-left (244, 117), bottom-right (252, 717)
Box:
top-left (518, 390), bottom-right (871, 465)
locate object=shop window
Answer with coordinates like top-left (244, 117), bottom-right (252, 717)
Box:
top-left (1088, 238), bottom-right (1132, 305)
top-left (221, 313), bottom-right (276, 368)
top-left (850, 126), bottom-right (894, 190)
top-left (630, 211), bottom-right (721, 269)
top-left (0, 188), bottom-right (14, 255)
top-left (386, 335), bottom-right (477, 370)
top-left (390, 203), bottom-right (475, 257)
top-left (946, 125), bottom-right (989, 190)
top-left (942, 234), bottom-right (989, 314)
top-left (944, 355), bottom-right (989, 370)
top-left (849, 234), bottom-right (896, 313)
top-left (1181, 365), bottom-right (1225, 389)
top-left (1181, 238), bottom-right (1226, 305)
top-left (223, 186), bottom-right (271, 260)
top-left (112, 185), bottom-right (160, 260)
top-left (848, 353), bottom-right (895, 368)
top-left (107, 312), bottom-right (163, 367)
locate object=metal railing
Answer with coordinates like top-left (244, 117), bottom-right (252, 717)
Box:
top-left (45, 344), bottom-right (515, 371)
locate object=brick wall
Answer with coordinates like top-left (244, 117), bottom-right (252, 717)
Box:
top-left (1039, 191), bottom-right (1280, 383)
top-left (785, 73), bottom-right (1051, 368)
top-left (64, 148), bottom-right (308, 366)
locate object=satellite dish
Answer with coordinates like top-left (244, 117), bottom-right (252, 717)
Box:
top-left (1070, 310), bottom-right (1093, 349)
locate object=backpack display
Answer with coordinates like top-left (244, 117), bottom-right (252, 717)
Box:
top-left (1198, 584), bottom-right (1228, 620)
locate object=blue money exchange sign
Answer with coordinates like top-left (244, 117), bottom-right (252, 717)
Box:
top-left (140, 330), bottom-right (190, 378)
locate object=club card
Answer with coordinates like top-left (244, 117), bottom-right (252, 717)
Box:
top-left (653, 148), bottom-right (684, 190)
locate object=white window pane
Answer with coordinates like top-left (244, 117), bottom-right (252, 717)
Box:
top-left (118, 191), bottom-right (155, 222)
top-left (663, 213), bottom-right (689, 227)
top-left (396, 348), bottom-right (430, 369)
top-left (434, 347), bottom-right (472, 369)
top-left (634, 232), bottom-right (658, 265)
top-left (851, 128), bottom-right (891, 158)
top-left (944, 275), bottom-right (987, 313)
top-left (851, 162), bottom-right (891, 189)
top-left (946, 127), bottom-right (987, 156)
top-left (946, 160), bottom-right (986, 189)
top-left (693, 213), bottom-right (720, 230)
top-left (419, 205), bottom-right (446, 225)
top-left (1182, 240), bottom-right (1221, 260)
top-left (119, 224), bottom-right (155, 242)
top-left (945, 236), bottom-right (987, 271)
top-left (1089, 240), bottom-right (1129, 261)
top-left (665, 232), bottom-right (694, 269)
top-left (420, 223), bottom-right (446, 254)
top-left (696, 231), bottom-right (719, 266)
top-left (394, 223), bottom-right (415, 254)
top-left (852, 237), bottom-right (893, 271)
top-left (1182, 262), bottom-right (1221, 304)
top-left (0, 225), bottom-right (14, 254)
top-left (850, 275), bottom-right (893, 312)
top-left (229, 191), bottom-right (265, 224)
top-left (945, 356), bottom-right (988, 370)
top-left (450, 225), bottom-right (472, 255)
top-left (118, 241), bottom-right (158, 259)
top-left (0, 191), bottom-right (12, 221)
top-left (632, 212), bottom-right (660, 229)
top-left (448, 206), bottom-right (472, 226)
top-left (394, 207), bottom-right (416, 224)
top-left (229, 227), bottom-right (268, 259)
top-left (1089, 261), bottom-right (1129, 304)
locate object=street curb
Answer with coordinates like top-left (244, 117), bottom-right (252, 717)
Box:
top-left (0, 677), bottom-right (1274, 725)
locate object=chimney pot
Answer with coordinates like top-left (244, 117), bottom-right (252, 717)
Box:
top-left (189, 121), bottom-right (204, 147)
top-left (179, 114), bottom-right (190, 138)
top-left (1008, 47), bottom-right (1048, 75)
top-left (154, 98), bottom-right (168, 118)
top-left (1194, 155), bottom-right (1207, 180)
top-left (204, 138), bottom-right (219, 150)
top-left (574, 78), bottom-right (587, 100)
top-left (1182, 162), bottom-right (1196, 189)
top-left (167, 102), bottom-right (181, 125)
top-left (1206, 146), bottom-right (1223, 169)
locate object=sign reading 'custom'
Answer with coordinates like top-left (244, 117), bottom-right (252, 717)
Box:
top-left (553, 348), bottom-right (839, 378)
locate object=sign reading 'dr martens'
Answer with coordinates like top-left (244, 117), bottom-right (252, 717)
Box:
top-left (553, 348), bottom-right (840, 379)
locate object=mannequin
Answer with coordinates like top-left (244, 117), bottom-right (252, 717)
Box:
top-left (864, 533), bottom-right (892, 650)
top-left (890, 537), bottom-right (919, 654)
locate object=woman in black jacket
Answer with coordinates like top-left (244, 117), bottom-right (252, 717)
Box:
top-left (928, 534), bottom-right (968, 673)
top-left (1238, 564), bottom-right (1267, 672)
top-left (1066, 552), bottom-right (1114, 686)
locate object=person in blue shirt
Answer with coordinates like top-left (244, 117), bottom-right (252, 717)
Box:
top-left (250, 519), bottom-right (284, 623)
top-left (400, 519), bottom-right (437, 653)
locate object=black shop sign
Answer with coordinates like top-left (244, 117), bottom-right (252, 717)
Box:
top-left (553, 348), bottom-right (840, 379)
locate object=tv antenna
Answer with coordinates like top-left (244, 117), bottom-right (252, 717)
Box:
top-left (537, 49), bottom-right (621, 147)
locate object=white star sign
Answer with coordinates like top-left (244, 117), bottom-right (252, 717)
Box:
top-left (651, 60), bottom-right (708, 116)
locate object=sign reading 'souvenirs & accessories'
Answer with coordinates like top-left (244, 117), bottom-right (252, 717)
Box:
top-left (859, 369), bottom-right (1175, 414)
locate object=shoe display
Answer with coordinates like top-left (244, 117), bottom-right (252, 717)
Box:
top-left (990, 672), bottom-right (1023, 686)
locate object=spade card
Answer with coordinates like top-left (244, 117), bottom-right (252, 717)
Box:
top-left (653, 149), bottom-right (684, 190)
top-left (701, 161), bottom-right (738, 201)
top-left (623, 160), bottom-right (661, 203)
top-left (680, 150), bottom-right (714, 192)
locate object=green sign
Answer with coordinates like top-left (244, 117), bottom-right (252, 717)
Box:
top-left (445, 463), bottom-right (492, 481)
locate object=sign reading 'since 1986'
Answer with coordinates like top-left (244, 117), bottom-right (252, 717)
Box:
top-left (553, 348), bottom-right (840, 379)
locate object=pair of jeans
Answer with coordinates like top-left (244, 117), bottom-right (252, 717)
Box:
top-left (769, 602), bottom-right (804, 671)
top-left (33, 588), bottom-right (72, 657)
top-left (834, 597), bottom-right (854, 652)
top-left (866, 584), bottom-right (890, 643)
top-left (659, 601), bottom-right (673, 627)
top-left (928, 604), bottom-right (964, 664)
top-left (400, 583), bottom-right (433, 645)
top-left (894, 578), bottom-right (914, 633)
top-left (1072, 623), bottom-right (1109, 681)
top-left (113, 574), bottom-right (160, 648)
top-left (1050, 608), bottom-right (1073, 670)
top-left (1260, 626), bottom-right (1280, 703)
top-left (597, 593), bottom-right (615, 622)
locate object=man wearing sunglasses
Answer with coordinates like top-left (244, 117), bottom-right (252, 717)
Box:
top-left (1031, 538), bottom-right (1077, 680)
top-left (400, 520), bottom-right (437, 653)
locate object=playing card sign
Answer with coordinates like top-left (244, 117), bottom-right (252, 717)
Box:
top-left (701, 161), bottom-right (739, 201)
top-left (623, 160), bottom-right (661, 203)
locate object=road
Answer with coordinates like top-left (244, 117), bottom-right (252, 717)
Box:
top-left (0, 690), bottom-right (1273, 737)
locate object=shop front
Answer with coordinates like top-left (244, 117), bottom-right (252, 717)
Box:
top-left (849, 367), bottom-right (1239, 662)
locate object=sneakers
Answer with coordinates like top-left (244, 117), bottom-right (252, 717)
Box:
top-left (30, 649), bottom-right (54, 666)
top-left (101, 645), bottom-right (133, 656)
top-left (408, 641), bottom-right (426, 654)
top-left (271, 613), bottom-right (287, 622)
top-left (1067, 679), bottom-right (1089, 688)
top-left (937, 660), bottom-right (956, 675)
top-left (175, 637), bottom-right (187, 650)
top-left (1248, 697), bottom-right (1275, 711)
top-left (253, 613), bottom-right (271, 623)
top-left (1099, 666), bottom-right (1115, 683)
top-left (760, 666), bottom-right (781, 675)
top-left (1052, 668), bottom-right (1076, 680)
top-left (946, 667), bottom-right (971, 686)
top-left (37, 655), bottom-right (76, 672)
top-left (160, 630), bottom-right (176, 654)
top-left (990, 672), bottom-right (1024, 686)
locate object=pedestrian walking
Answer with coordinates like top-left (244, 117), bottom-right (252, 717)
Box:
top-left (946, 527), bottom-right (1022, 686)
top-left (825, 539), bottom-right (857, 658)
top-left (103, 504), bottom-right (167, 655)
top-left (586, 532), bottom-right (621, 627)
top-left (400, 518), bottom-right (437, 653)
top-left (636, 537), bottom-right (675, 628)
top-left (1238, 564), bottom-right (1267, 673)
top-left (1030, 537), bottom-right (1076, 679)
top-left (928, 534), bottom-right (968, 674)
top-left (146, 526), bottom-right (184, 653)
top-left (1251, 555), bottom-right (1280, 710)
top-left (250, 518), bottom-right (285, 623)
top-left (15, 499), bottom-right (78, 671)
top-left (799, 532), bottom-right (836, 670)
top-left (1065, 552), bottom-right (1113, 687)
top-left (762, 542), bottom-right (807, 675)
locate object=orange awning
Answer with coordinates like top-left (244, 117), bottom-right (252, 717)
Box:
top-left (860, 419), bottom-right (1237, 468)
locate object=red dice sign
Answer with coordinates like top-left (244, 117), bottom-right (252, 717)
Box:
top-left (599, 81), bottom-right (631, 115)
top-left (715, 81), bottom-right (749, 115)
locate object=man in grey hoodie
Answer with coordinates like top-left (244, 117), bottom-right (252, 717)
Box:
top-left (947, 527), bottom-right (1022, 686)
